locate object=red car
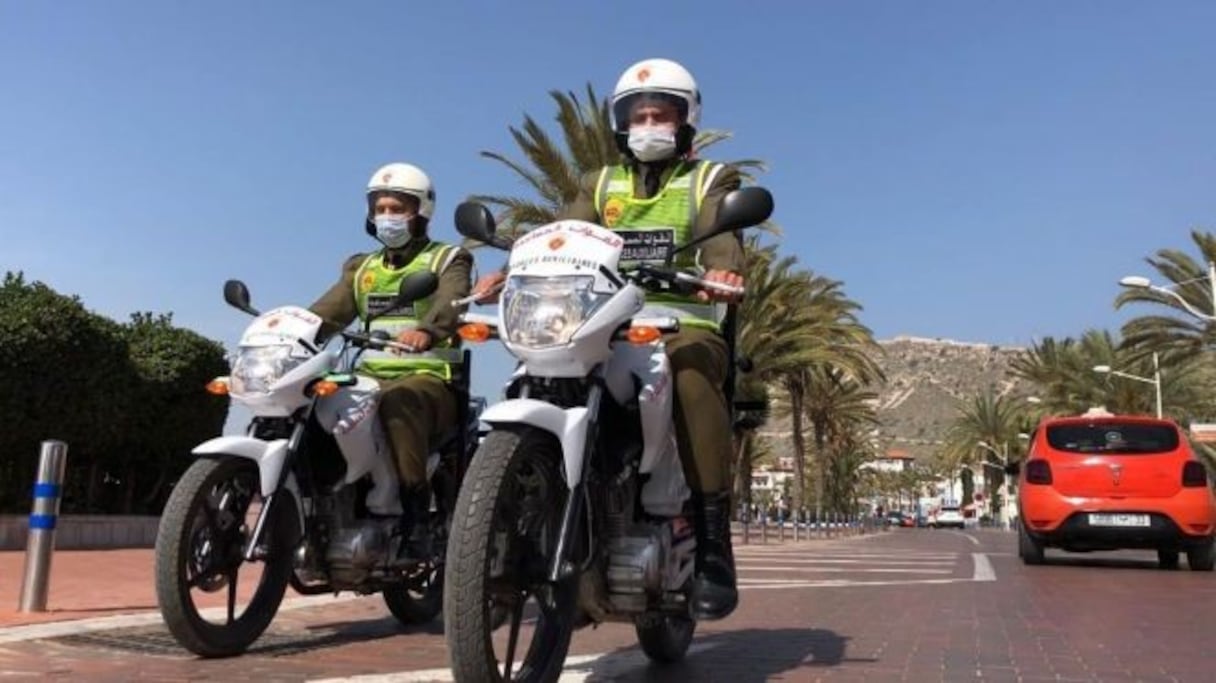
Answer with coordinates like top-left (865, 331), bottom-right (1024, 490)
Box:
top-left (1013, 410), bottom-right (1216, 570)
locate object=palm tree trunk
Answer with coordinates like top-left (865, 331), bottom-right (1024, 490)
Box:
top-left (811, 422), bottom-right (828, 519)
top-left (788, 381), bottom-right (807, 512)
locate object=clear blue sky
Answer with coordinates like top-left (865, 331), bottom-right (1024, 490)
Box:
top-left (3, 2), bottom-right (1214, 431)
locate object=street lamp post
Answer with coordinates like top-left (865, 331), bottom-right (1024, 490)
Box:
top-left (1120, 261), bottom-right (1216, 323)
top-left (976, 440), bottom-right (1010, 530)
top-left (1093, 352), bottom-right (1162, 419)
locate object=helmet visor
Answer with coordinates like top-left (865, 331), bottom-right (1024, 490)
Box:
top-left (612, 91), bottom-right (689, 132)
top-left (367, 190), bottom-right (421, 216)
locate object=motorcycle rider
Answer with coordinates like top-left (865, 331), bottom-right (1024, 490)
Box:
top-left (474, 58), bottom-right (746, 620)
top-left (311, 162), bottom-right (472, 561)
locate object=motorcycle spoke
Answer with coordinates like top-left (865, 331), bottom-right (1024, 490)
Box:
top-left (226, 568), bottom-right (239, 624)
top-left (502, 591), bottom-right (527, 680)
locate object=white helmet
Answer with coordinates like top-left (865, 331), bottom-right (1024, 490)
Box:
top-left (611, 58), bottom-right (701, 133)
top-left (366, 162), bottom-right (435, 220)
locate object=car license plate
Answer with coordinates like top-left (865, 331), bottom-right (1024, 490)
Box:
top-left (1088, 513), bottom-right (1150, 528)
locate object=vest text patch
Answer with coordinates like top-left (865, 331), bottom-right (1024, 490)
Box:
top-left (619, 229), bottom-right (675, 264)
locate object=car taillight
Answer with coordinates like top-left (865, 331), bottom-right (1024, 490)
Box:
top-left (1025, 460), bottom-right (1052, 485)
top-left (1183, 461), bottom-right (1208, 488)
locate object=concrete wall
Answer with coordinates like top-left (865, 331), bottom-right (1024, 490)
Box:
top-left (0, 515), bottom-right (160, 551)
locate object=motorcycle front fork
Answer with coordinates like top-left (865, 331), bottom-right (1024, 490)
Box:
top-left (243, 420), bottom-right (307, 561)
top-left (547, 384), bottom-right (603, 583)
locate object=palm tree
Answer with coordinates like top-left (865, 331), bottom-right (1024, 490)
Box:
top-left (798, 366), bottom-right (882, 517)
top-left (736, 238), bottom-right (883, 514)
top-left (943, 388), bottom-right (1027, 516)
top-left (1116, 230), bottom-right (1216, 360)
top-left (823, 426), bottom-right (880, 514)
top-left (1010, 330), bottom-right (1120, 416)
top-left (1011, 329), bottom-right (1216, 420)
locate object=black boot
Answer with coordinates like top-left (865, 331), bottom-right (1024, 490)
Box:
top-left (397, 485), bottom-right (433, 563)
top-left (691, 490), bottom-right (738, 620)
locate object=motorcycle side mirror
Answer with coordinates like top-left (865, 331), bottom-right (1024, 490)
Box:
top-left (455, 202), bottom-right (508, 249)
top-left (713, 186), bottom-right (774, 234)
top-left (223, 280), bottom-right (260, 316)
top-left (396, 270), bottom-right (439, 306)
top-left (1004, 461), bottom-right (1021, 477)
top-left (670, 186), bottom-right (774, 260)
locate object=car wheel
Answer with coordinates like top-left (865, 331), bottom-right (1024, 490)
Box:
top-left (1157, 550), bottom-right (1180, 570)
top-left (1187, 541), bottom-right (1215, 571)
top-left (1018, 522), bottom-right (1044, 565)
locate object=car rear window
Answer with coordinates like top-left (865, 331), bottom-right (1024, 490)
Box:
top-left (942, 507), bottom-right (960, 513)
top-left (1046, 423), bottom-right (1179, 454)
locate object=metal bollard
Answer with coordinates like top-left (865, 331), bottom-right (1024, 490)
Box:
top-left (19, 441), bottom-right (68, 612)
top-left (761, 517), bottom-right (768, 543)
top-left (779, 519), bottom-right (786, 542)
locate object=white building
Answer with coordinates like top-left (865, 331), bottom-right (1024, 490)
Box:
top-left (863, 448), bottom-right (916, 473)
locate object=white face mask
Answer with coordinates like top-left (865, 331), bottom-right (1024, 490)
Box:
top-left (627, 125), bottom-right (678, 162)
top-left (374, 214), bottom-right (411, 248)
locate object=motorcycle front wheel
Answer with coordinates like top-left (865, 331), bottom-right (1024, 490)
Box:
top-left (444, 427), bottom-right (577, 682)
top-left (155, 457), bottom-right (298, 657)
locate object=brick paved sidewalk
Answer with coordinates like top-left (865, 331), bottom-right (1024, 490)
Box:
top-left (0, 549), bottom-right (161, 627)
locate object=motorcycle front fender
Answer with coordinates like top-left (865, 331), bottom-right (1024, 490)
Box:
top-left (192, 436), bottom-right (306, 555)
top-left (480, 399), bottom-right (590, 488)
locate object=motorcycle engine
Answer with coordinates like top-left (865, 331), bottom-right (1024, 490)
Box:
top-left (318, 487), bottom-right (394, 587)
top-left (602, 473), bottom-right (697, 613)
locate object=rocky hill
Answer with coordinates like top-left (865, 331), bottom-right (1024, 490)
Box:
top-left (758, 336), bottom-right (1031, 463)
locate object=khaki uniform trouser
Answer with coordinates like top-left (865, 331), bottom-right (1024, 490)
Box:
top-left (665, 327), bottom-right (732, 494)
top-left (377, 373), bottom-right (458, 486)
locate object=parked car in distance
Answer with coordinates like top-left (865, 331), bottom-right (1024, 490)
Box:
top-left (932, 506), bottom-right (965, 529)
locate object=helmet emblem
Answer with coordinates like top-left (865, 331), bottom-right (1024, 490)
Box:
top-left (267, 317), bottom-right (281, 328)
top-left (637, 67), bottom-right (651, 83)
top-left (381, 172), bottom-right (393, 183)
top-left (548, 236), bottom-right (566, 251)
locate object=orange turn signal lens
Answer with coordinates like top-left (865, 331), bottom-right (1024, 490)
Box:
top-left (205, 378), bottom-right (230, 396)
top-left (627, 326), bottom-right (662, 345)
top-left (312, 380), bottom-right (340, 397)
top-left (459, 323), bottom-right (492, 343)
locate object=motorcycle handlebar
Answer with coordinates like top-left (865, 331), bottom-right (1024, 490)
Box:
top-left (630, 265), bottom-right (745, 297)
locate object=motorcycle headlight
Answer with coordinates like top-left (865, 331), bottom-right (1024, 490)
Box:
top-left (230, 345), bottom-right (305, 395)
top-left (501, 275), bottom-right (609, 349)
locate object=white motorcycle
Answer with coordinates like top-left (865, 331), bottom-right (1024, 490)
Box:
top-left (154, 272), bottom-right (483, 657)
top-left (443, 187), bottom-right (773, 681)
